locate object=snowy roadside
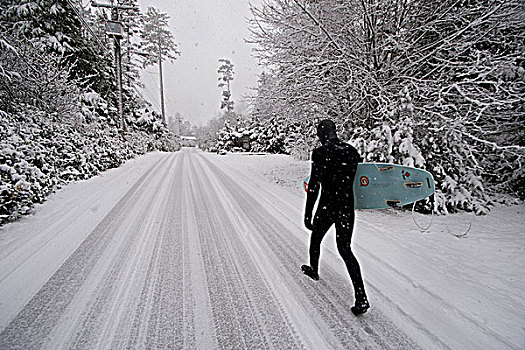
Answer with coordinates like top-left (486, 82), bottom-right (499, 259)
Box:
top-left (1, 149), bottom-right (522, 349)
top-left (219, 151), bottom-right (525, 349)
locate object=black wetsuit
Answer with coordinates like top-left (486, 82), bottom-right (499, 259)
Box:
top-left (305, 138), bottom-right (367, 300)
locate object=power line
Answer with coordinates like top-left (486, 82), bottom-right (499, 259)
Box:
top-left (162, 78), bottom-right (178, 116)
top-left (142, 70), bottom-right (159, 76)
top-left (139, 84), bottom-right (160, 110)
top-left (141, 68), bottom-right (178, 117)
top-left (143, 71), bottom-right (160, 98)
top-left (137, 74), bottom-right (162, 113)
top-left (66, 1), bottom-right (168, 123)
top-left (65, 0), bottom-right (110, 58)
top-left (133, 85), bottom-right (160, 113)
top-left (144, 70), bottom-right (179, 118)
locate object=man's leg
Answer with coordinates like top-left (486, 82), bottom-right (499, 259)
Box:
top-left (302, 213), bottom-right (332, 280)
top-left (335, 212), bottom-right (369, 314)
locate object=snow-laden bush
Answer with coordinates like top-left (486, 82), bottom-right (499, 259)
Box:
top-left (283, 119), bottom-right (317, 160)
top-left (251, 116), bottom-right (289, 154)
top-left (349, 119), bottom-right (489, 215)
top-left (0, 37), bottom-right (81, 118)
top-left (216, 119), bottom-right (253, 153)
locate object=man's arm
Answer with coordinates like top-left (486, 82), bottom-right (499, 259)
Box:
top-left (353, 146), bottom-right (363, 164)
top-left (304, 151), bottom-right (322, 230)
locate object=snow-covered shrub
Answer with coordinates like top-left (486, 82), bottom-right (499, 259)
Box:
top-left (345, 85), bottom-right (491, 215)
top-left (216, 121), bottom-right (235, 152)
top-left (284, 119), bottom-right (317, 160)
top-left (419, 120), bottom-right (489, 215)
top-left (0, 37), bottom-right (81, 118)
top-left (215, 118), bottom-right (253, 153)
top-left (215, 116), bottom-right (315, 156)
top-left (252, 116), bottom-right (289, 154)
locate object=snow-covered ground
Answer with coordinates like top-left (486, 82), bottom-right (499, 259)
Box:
top-left (0, 148), bottom-right (523, 349)
top-left (204, 151), bottom-right (525, 349)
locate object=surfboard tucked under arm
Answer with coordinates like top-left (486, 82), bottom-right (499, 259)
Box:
top-left (303, 163), bottom-right (435, 210)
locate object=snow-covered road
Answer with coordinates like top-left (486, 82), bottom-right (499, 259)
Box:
top-left (1, 148), bottom-right (523, 349)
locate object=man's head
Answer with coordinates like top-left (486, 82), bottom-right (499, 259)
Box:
top-left (317, 119), bottom-right (338, 144)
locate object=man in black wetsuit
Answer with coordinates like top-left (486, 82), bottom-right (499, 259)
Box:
top-left (302, 119), bottom-right (370, 315)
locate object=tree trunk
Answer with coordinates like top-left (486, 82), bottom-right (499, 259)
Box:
top-left (158, 44), bottom-right (166, 125)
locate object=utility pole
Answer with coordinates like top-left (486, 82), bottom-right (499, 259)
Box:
top-left (114, 24), bottom-right (125, 139)
top-left (125, 26), bottom-right (131, 88)
top-left (91, 0), bottom-right (136, 139)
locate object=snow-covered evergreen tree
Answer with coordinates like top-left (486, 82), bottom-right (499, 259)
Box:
top-left (215, 117), bottom-right (253, 153)
top-left (218, 59), bottom-right (235, 112)
top-left (215, 121), bottom-right (234, 152)
top-left (252, 116), bottom-right (288, 154)
top-left (139, 6), bottom-right (179, 125)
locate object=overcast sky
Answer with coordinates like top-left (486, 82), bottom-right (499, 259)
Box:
top-left (136, 0), bottom-right (262, 126)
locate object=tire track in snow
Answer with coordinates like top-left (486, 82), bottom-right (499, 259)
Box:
top-left (0, 153), bottom-right (169, 350)
top-left (125, 190), bottom-right (169, 349)
top-left (180, 154), bottom-right (218, 350)
top-left (143, 151), bottom-right (195, 349)
top-left (204, 153), bottom-right (521, 350)
top-left (198, 153), bottom-right (420, 350)
top-left (187, 159), bottom-right (263, 349)
top-left (187, 152), bottom-right (304, 350)
top-left (110, 159), bottom-right (190, 350)
top-left (60, 154), bottom-right (181, 350)
top-left (78, 151), bottom-right (197, 350)
top-left (194, 157), bottom-right (320, 349)
top-left (197, 171), bottom-right (328, 349)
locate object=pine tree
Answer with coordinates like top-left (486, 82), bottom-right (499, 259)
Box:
top-left (216, 121), bottom-right (235, 152)
top-left (218, 58), bottom-right (235, 112)
top-left (139, 7), bottom-right (179, 125)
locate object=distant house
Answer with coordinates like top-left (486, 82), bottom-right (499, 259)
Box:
top-left (180, 135), bottom-right (197, 147)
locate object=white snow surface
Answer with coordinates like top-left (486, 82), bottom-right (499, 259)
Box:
top-left (0, 148), bottom-right (523, 349)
